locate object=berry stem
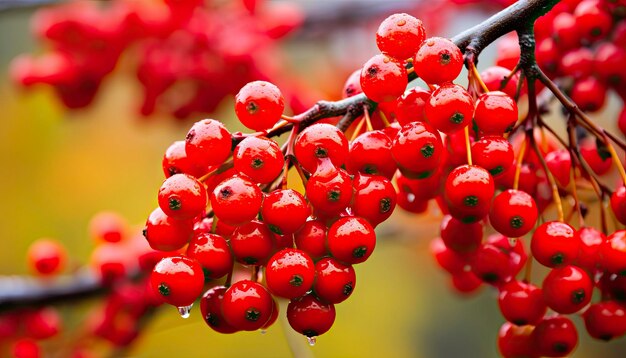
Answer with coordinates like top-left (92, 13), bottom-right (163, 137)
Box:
top-left (513, 135), bottom-right (526, 191)
top-left (378, 110), bottom-right (391, 128)
top-left (363, 105), bottom-right (374, 132)
top-left (467, 60), bottom-right (488, 93)
top-left (464, 125), bottom-right (473, 166)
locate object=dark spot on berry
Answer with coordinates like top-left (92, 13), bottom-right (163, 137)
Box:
top-left (353, 246), bottom-right (367, 258)
top-left (512, 319), bottom-right (527, 326)
top-left (206, 313), bottom-right (219, 327)
top-left (251, 158), bottom-right (264, 169)
top-left (367, 65), bottom-right (379, 77)
top-left (327, 189), bottom-right (341, 202)
top-left (345, 86), bottom-right (356, 97)
top-left (571, 289), bottom-right (586, 304)
top-left (481, 273), bottom-right (499, 283)
top-left (553, 343), bottom-right (568, 353)
top-left (440, 52), bottom-right (451, 65)
top-left (590, 27), bottom-right (602, 37)
top-left (416, 171), bottom-right (432, 179)
top-left (551, 252), bottom-right (565, 266)
top-left (450, 112), bottom-right (464, 124)
top-left (599, 334), bottom-right (613, 341)
top-left (185, 130), bottom-right (195, 141)
top-left (142, 227), bottom-right (148, 237)
top-left (314, 147), bottom-right (328, 158)
top-left (343, 282), bottom-right (354, 296)
top-left (380, 198), bottom-right (392, 213)
top-left (268, 224), bottom-right (283, 235)
top-left (245, 308), bottom-right (261, 321)
top-left (421, 143), bottom-right (435, 158)
top-left (510, 216), bottom-right (524, 229)
top-left (168, 197), bottom-right (182, 211)
top-left (202, 267), bottom-right (212, 282)
top-left (243, 257), bottom-right (258, 265)
top-left (167, 167), bottom-right (180, 177)
top-left (504, 123), bottom-right (515, 133)
top-left (302, 329), bottom-right (318, 338)
top-left (364, 164), bottom-right (378, 175)
top-left (489, 166), bottom-right (504, 176)
top-left (246, 101), bottom-right (258, 114)
top-left (289, 275), bottom-right (304, 287)
top-left (461, 216), bottom-right (477, 224)
top-left (463, 195), bottom-right (478, 207)
top-left (158, 283), bottom-right (170, 297)
top-left (220, 187), bottom-right (233, 199)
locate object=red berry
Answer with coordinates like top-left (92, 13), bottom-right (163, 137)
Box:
top-left (450, 270), bottom-right (483, 294)
top-left (294, 123), bottom-right (349, 174)
top-left (560, 47), bottom-right (593, 79)
top-left (489, 189), bottom-right (538, 238)
top-left (497, 323), bottom-right (537, 358)
top-left (287, 293), bottom-right (336, 338)
top-left (143, 207), bottom-right (194, 251)
top-left (440, 214), bottom-right (483, 253)
top-left (233, 136), bottom-right (284, 184)
top-left (351, 174), bottom-right (397, 227)
top-left (600, 230), bottom-right (626, 274)
top-left (12, 339), bottom-right (40, 358)
top-left (23, 307), bottom-right (61, 339)
top-left (444, 165), bottom-right (495, 223)
top-left (413, 37), bottom-right (463, 84)
top-left (265, 248), bottom-right (315, 299)
top-left (570, 76), bottom-right (607, 112)
top-left (376, 13), bottom-right (426, 60)
top-left (261, 189), bottom-right (310, 235)
top-left (294, 220), bottom-right (328, 260)
top-left (473, 91), bottom-right (518, 135)
top-left (594, 42), bottom-right (626, 86)
top-left (150, 255), bottom-right (205, 307)
top-left (481, 66), bottom-right (520, 98)
top-left (471, 243), bottom-right (515, 285)
top-left (610, 187), bottom-right (626, 225)
top-left (576, 226), bottom-right (606, 272)
top-left (470, 135), bottom-right (514, 177)
top-left (391, 121), bottom-right (443, 177)
top-left (185, 233), bottom-right (233, 280)
top-left (210, 175), bottom-right (263, 226)
top-left (235, 81), bottom-right (284, 131)
top-left (532, 315), bottom-right (578, 357)
top-left (431, 237), bottom-right (469, 274)
top-left (313, 257), bottom-right (356, 304)
top-left (230, 220), bottom-right (275, 266)
top-left (327, 216), bottom-right (376, 265)
top-left (305, 160), bottom-right (353, 216)
top-left (221, 280), bottom-right (273, 331)
top-left (158, 174), bottom-right (207, 220)
top-left (542, 265), bottom-right (593, 314)
top-left (162, 140), bottom-right (208, 178)
top-left (347, 130), bottom-right (397, 179)
top-left (498, 280), bottom-right (546, 326)
top-left (199, 286), bottom-right (239, 334)
top-left (580, 138), bottom-right (612, 175)
top-left (360, 54), bottom-right (407, 103)
top-left (394, 86), bottom-right (430, 125)
top-left (531, 221), bottom-right (580, 268)
top-left (425, 83), bottom-right (473, 134)
top-left (574, 0), bottom-right (613, 42)
top-left (27, 238), bottom-right (67, 276)
top-left (185, 119), bottom-right (232, 168)
top-left (342, 69), bottom-right (362, 98)
top-left (545, 149), bottom-right (572, 187)
top-left (88, 211), bottom-right (128, 243)
top-left (583, 301), bottom-right (626, 341)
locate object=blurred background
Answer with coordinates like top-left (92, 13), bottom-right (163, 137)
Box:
top-left (1, 0), bottom-right (626, 357)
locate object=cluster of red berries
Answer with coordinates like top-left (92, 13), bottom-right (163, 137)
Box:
top-left (9, 0), bottom-right (304, 119)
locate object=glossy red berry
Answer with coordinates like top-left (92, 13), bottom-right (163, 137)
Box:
top-left (583, 301), bottom-right (626, 341)
top-left (351, 174), bottom-right (396, 227)
top-left (498, 280), bottom-right (546, 326)
top-left (376, 13), bottom-right (426, 60)
top-left (235, 81), bottom-right (284, 131)
top-left (27, 238), bottom-right (67, 276)
top-left (230, 220), bottom-right (275, 266)
top-left (610, 187), bottom-right (626, 225)
top-left (327, 216), bottom-right (376, 265)
top-left (473, 91), bottom-right (518, 135)
top-left (532, 315), bottom-right (578, 357)
top-left (531, 221), bottom-right (580, 268)
top-left (210, 175), bottom-right (263, 226)
top-left (574, 0), bottom-right (613, 42)
top-left (594, 42), bottom-right (626, 86)
top-left (150, 256), bottom-right (205, 307)
top-left (545, 149), bottom-right (572, 187)
top-left (471, 243), bottom-right (516, 285)
top-left (451, 270), bottom-right (483, 294)
top-left (444, 165), bottom-right (495, 223)
top-left (233, 136), bottom-right (284, 184)
top-left (579, 139), bottom-right (612, 175)
top-left (489, 189), bottom-right (538, 238)
top-left (347, 130), bottom-right (397, 179)
top-left (294, 123), bottom-right (349, 174)
top-left (294, 220), bottom-right (328, 260)
top-left (221, 280), bottom-right (273, 331)
top-left (313, 257), bottom-right (356, 304)
top-left (570, 76), bottom-right (607, 112)
top-left (600, 230), bottom-right (626, 274)
top-left (576, 226), bottom-right (606, 272)
top-left (261, 189), bottom-right (310, 235)
top-left (431, 237), bottom-right (469, 274)
top-left (143, 207), bottom-right (194, 251)
top-left (470, 136), bottom-right (514, 177)
top-left (287, 293), bottom-right (336, 338)
top-left (425, 83), bottom-right (473, 133)
top-left (542, 265), bottom-right (592, 314)
top-left (497, 323), bottom-right (537, 358)
top-left (413, 37), bottom-right (463, 84)
top-left (360, 54), bottom-right (407, 103)
top-left (440, 215), bottom-right (483, 253)
top-left (185, 119), bottom-right (232, 168)
top-left (394, 86), bottom-right (430, 125)
top-left (265, 248), bottom-right (315, 299)
top-left (199, 286), bottom-right (239, 334)
top-left (481, 66), bottom-right (520, 98)
top-left (162, 140), bottom-right (208, 178)
top-left (157, 174), bottom-right (207, 220)
top-left (391, 121), bottom-right (443, 178)
top-left (185, 233), bottom-right (233, 280)
top-left (305, 160), bottom-right (353, 216)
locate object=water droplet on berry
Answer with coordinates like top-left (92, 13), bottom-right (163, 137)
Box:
top-left (307, 336), bottom-right (317, 346)
top-left (426, 39), bottom-right (435, 46)
top-left (396, 19), bottom-right (406, 26)
top-left (177, 304), bottom-right (193, 319)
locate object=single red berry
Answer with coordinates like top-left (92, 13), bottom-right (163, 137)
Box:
top-left (150, 255), bottom-right (205, 307)
top-left (294, 220), bottom-right (328, 260)
top-left (576, 226), bottom-right (606, 272)
top-left (162, 140), bottom-right (208, 178)
top-left (574, 0), bottom-right (613, 42)
top-left (450, 270), bottom-right (483, 294)
top-left (287, 293), bottom-right (336, 338)
top-left (498, 280), bottom-right (546, 326)
top-left (444, 165), bottom-right (495, 223)
top-left (157, 174), bottom-right (207, 220)
top-left (470, 243), bottom-right (515, 285)
top-left (481, 66), bottom-right (520, 98)
top-left (536, 37), bottom-right (560, 74)
top-left (545, 149), bottom-right (572, 187)
top-left (261, 189), bottom-right (310, 235)
top-left (583, 301), bottom-right (626, 341)
top-left (570, 76), bottom-right (607, 112)
top-left (394, 86), bottom-right (430, 125)
top-left (185, 119), bottom-right (232, 168)
top-left (27, 238), bottom-right (67, 276)
top-left (90, 242), bottom-right (134, 283)
top-left (233, 136), bottom-right (284, 184)
top-left (221, 280), bottom-right (273, 331)
top-left (497, 323), bottom-right (537, 358)
top-left (376, 13), bottom-right (426, 60)
top-left (473, 91), bottom-right (518, 135)
top-left (600, 230), bottom-right (626, 274)
top-left (185, 233), bottom-right (233, 280)
top-left (471, 135), bottom-right (514, 177)
top-left (395, 169), bottom-right (442, 201)
top-left (560, 47), bottom-right (594, 79)
top-left (313, 257), bottom-right (356, 304)
top-left (230, 220), bottom-right (275, 266)
top-left (265, 248), bottom-right (315, 299)
top-left (391, 121), bottom-right (443, 178)
top-left (430, 237), bottom-right (469, 275)
top-left (12, 339), bottom-right (40, 358)
top-left (294, 123), bottom-right (349, 174)
top-left (327, 216), bottom-right (376, 265)
top-left (495, 33), bottom-right (521, 70)
top-left (440, 214), bottom-right (483, 253)
top-left (305, 160), bottom-right (353, 216)
top-left (23, 307), bottom-right (61, 340)
top-left (88, 211), bottom-right (128, 243)
top-left (143, 207), bottom-right (194, 251)
top-left (413, 37), bottom-right (463, 84)
top-left (360, 54), bottom-right (408, 103)
top-left (199, 286), bottom-right (239, 334)
top-left (347, 130), bottom-right (397, 179)
top-left (210, 175), bottom-right (263, 226)
top-left (593, 42), bottom-right (626, 86)
top-left (532, 315), bottom-right (578, 357)
top-left (610, 187), bottom-right (626, 225)
top-left (425, 83), bottom-right (473, 133)
top-left (234, 81), bottom-right (284, 131)
top-left (489, 189), bottom-right (538, 238)
top-left (351, 174), bottom-right (396, 227)
top-left (490, 234), bottom-right (528, 276)
top-left (542, 265), bottom-right (593, 314)
top-left (579, 138), bottom-right (612, 175)
top-left (342, 69), bottom-right (362, 98)
top-left (552, 12), bottom-right (581, 50)
top-left (531, 221), bottom-right (580, 268)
